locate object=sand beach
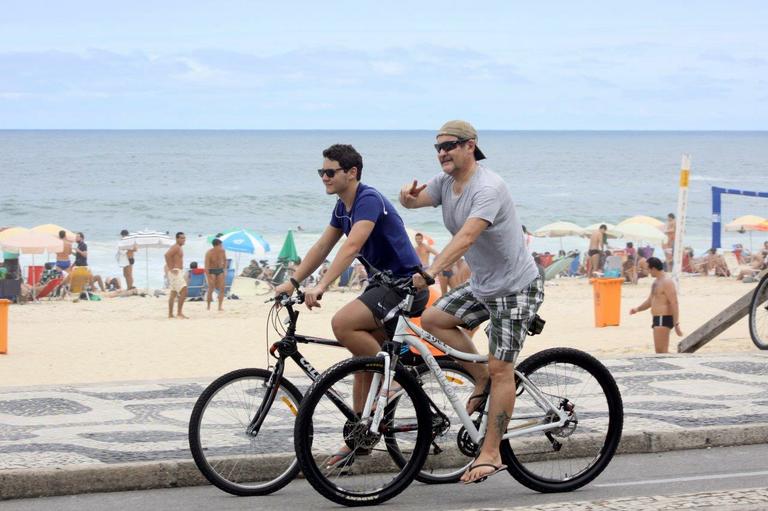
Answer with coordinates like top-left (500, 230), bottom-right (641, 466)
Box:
top-left (0, 275), bottom-right (759, 388)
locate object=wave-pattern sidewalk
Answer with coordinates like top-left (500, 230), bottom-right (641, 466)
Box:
top-left (1, 352), bottom-right (767, 499)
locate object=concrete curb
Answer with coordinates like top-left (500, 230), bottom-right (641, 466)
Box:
top-left (2, 423), bottom-right (768, 500)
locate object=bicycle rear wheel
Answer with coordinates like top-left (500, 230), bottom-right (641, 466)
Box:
top-left (385, 360), bottom-right (477, 484)
top-left (189, 368), bottom-right (302, 496)
top-left (294, 357), bottom-right (432, 507)
top-left (749, 273), bottom-right (768, 350)
top-left (501, 348), bottom-right (623, 493)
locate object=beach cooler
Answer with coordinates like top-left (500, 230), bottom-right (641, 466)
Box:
top-left (589, 278), bottom-right (623, 327)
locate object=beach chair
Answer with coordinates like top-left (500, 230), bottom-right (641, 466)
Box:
top-left (0, 278), bottom-right (21, 303)
top-left (37, 277), bottom-right (63, 300)
top-left (722, 251), bottom-right (741, 278)
top-left (567, 254), bottom-right (582, 276)
top-left (187, 269), bottom-right (207, 301)
top-left (224, 268), bottom-right (235, 297)
top-left (69, 267), bottom-right (93, 300)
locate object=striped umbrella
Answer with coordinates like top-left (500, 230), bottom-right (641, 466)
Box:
top-left (118, 230), bottom-right (175, 290)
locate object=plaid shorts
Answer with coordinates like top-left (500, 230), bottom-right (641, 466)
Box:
top-left (432, 276), bottom-right (545, 363)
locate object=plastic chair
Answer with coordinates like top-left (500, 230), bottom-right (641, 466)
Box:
top-left (187, 269), bottom-right (207, 300)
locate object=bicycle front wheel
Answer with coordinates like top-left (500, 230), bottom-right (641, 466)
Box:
top-left (294, 357), bottom-right (432, 507)
top-left (749, 273), bottom-right (768, 350)
top-left (189, 368), bottom-right (302, 496)
top-left (501, 348), bottom-right (623, 493)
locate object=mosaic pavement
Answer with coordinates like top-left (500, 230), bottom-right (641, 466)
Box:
top-left (0, 353), bottom-right (766, 471)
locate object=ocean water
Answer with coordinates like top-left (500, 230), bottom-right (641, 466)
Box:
top-left (1, 130), bottom-right (767, 288)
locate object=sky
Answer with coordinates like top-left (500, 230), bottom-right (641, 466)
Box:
top-left (1, 1), bottom-right (766, 129)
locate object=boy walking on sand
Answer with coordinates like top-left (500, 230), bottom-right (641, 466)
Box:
top-left (630, 257), bottom-right (683, 353)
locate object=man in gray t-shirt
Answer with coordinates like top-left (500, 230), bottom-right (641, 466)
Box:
top-left (399, 120), bottom-right (544, 485)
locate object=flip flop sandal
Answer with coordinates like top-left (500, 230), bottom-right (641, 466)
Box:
top-left (462, 463), bottom-right (508, 485)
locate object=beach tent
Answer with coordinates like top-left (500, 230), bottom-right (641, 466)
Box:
top-left (277, 230), bottom-right (300, 264)
top-left (724, 215), bottom-right (768, 252)
top-left (31, 224), bottom-right (76, 241)
top-left (617, 216), bottom-right (665, 230)
top-left (118, 230), bottom-right (175, 291)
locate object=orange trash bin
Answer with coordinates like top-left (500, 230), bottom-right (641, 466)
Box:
top-left (0, 298), bottom-right (9, 354)
top-left (589, 278), bottom-right (623, 327)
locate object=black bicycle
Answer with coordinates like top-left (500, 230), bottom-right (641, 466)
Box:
top-left (749, 271), bottom-right (768, 350)
top-left (188, 279), bottom-right (478, 496)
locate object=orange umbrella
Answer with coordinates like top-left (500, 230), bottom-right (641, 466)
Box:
top-left (31, 224), bottom-right (76, 241)
top-left (0, 231), bottom-right (63, 255)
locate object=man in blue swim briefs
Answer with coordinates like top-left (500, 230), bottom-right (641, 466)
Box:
top-left (55, 230), bottom-right (72, 272)
top-left (630, 256), bottom-right (683, 353)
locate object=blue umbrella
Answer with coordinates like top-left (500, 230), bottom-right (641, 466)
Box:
top-left (217, 229), bottom-right (270, 256)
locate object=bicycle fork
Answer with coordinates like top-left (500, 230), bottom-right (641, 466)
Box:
top-left (364, 351), bottom-right (394, 434)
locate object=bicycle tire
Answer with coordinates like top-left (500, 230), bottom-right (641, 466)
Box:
top-left (749, 273), bottom-right (768, 350)
top-left (385, 360), bottom-right (477, 484)
top-left (189, 368), bottom-right (303, 496)
top-left (294, 357), bottom-right (432, 507)
top-left (501, 347), bottom-right (623, 493)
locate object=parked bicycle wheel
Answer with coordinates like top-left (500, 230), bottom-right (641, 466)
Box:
top-left (749, 273), bottom-right (768, 350)
top-left (189, 368), bottom-right (302, 496)
top-left (501, 347), bottom-right (623, 493)
top-left (294, 357), bottom-right (432, 507)
top-left (386, 360), bottom-right (477, 484)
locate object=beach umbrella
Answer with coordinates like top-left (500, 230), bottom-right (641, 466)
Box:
top-left (215, 229), bottom-right (270, 256)
top-left (277, 230), bottom-right (300, 263)
top-left (0, 231), bottom-right (63, 255)
top-left (0, 231), bottom-right (64, 300)
top-left (532, 221), bottom-right (585, 251)
top-left (582, 223), bottom-right (623, 240)
top-left (617, 215), bottom-right (665, 230)
top-left (118, 230), bottom-right (175, 291)
top-left (614, 223), bottom-right (667, 244)
top-left (405, 227), bottom-right (436, 248)
top-left (31, 224), bottom-right (76, 241)
top-left (724, 215), bottom-right (768, 252)
top-left (532, 221), bottom-right (585, 238)
top-left (0, 227), bottom-right (29, 242)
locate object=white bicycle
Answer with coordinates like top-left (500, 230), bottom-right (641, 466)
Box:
top-left (294, 271), bottom-right (624, 507)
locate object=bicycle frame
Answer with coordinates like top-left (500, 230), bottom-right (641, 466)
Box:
top-left (246, 330), bottom-right (357, 436)
top-left (364, 314), bottom-right (569, 444)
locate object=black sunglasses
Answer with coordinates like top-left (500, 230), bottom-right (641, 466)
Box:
top-left (433, 139), bottom-right (468, 153)
top-left (317, 167), bottom-right (348, 178)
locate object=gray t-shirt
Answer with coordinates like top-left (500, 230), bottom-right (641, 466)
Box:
top-left (427, 164), bottom-right (538, 299)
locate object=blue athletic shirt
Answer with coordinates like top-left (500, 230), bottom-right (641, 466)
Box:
top-left (329, 183), bottom-right (421, 277)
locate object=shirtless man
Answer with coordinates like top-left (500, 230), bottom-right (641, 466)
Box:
top-left (55, 230), bottom-right (73, 272)
top-left (164, 232), bottom-right (188, 318)
top-left (629, 257), bottom-right (683, 353)
top-left (664, 213), bottom-right (676, 270)
top-left (588, 225), bottom-right (607, 277)
top-left (205, 238), bottom-right (227, 311)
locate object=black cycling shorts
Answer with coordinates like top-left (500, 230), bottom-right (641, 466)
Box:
top-left (357, 281), bottom-right (429, 338)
